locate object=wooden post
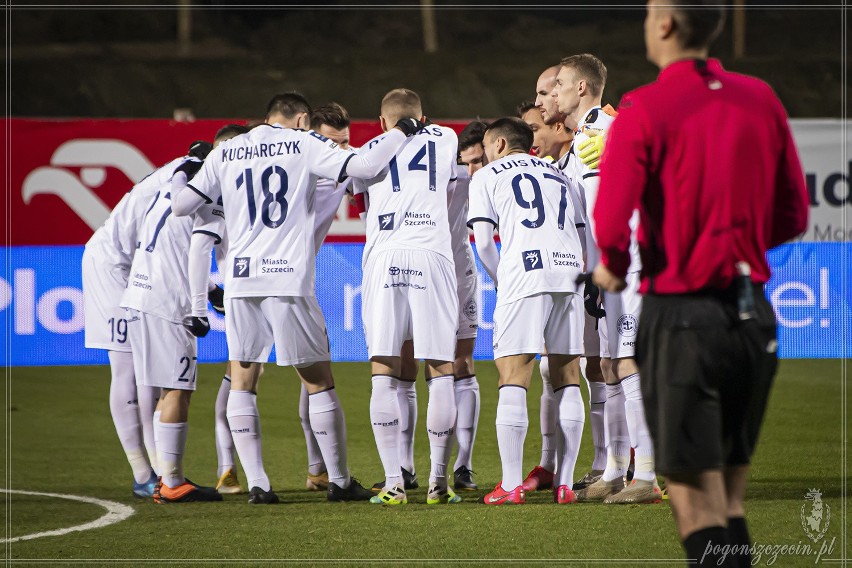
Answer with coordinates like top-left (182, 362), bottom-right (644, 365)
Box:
top-left (733, 0), bottom-right (746, 59)
top-left (421, 0), bottom-right (438, 54)
top-left (178, 0), bottom-right (192, 56)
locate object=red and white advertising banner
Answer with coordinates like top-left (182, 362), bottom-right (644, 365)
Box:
top-left (3, 118), bottom-right (466, 245)
top-left (3, 118), bottom-right (847, 245)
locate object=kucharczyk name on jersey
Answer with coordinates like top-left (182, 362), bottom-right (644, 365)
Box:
top-left (219, 135), bottom-right (329, 162)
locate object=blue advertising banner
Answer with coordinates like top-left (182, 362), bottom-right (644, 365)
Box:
top-left (0, 243), bottom-right (848, 366)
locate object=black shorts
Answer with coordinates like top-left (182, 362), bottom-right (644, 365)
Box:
top-left (636, 287), bottom-right (777, 476)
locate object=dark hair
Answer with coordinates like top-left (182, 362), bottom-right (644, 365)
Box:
top-left (214, 124), bottom-right (250, 142)
top-left (310, 102), bottom-right (351, 130)
top-left (458, 120), bottom-right (489, 152)
top-left (485, 117), bottom-right (534, 154)
top-left (516, 100), bottom-right (537, 118)
top-left (559, 54), bottom-right (608, 98)
top-left (265, 92), bottom-right (312, 121)
top-left (669, 0), bottom-right (726, 49)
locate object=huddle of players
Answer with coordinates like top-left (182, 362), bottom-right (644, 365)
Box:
top-left (83, 51), bottom-right (659, 506)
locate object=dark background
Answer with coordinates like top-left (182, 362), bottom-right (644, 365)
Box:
top-left (8, 1), bottom-right (848, 119)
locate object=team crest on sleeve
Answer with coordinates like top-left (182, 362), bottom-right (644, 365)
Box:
top-left (617, 314), bottom-right (638, 337)
top-left (522, 250), bottom-right (543, 272)
top-left (234, 257), bottom-right (250, 278)
top-left (379, 213), bottom-right (395, 231)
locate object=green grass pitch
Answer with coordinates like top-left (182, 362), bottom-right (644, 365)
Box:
top-left (4, 359), bottom-right (848, 567)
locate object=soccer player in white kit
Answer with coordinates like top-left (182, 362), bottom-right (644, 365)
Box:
top-left (81, 143), bottom-right (208, 498)
top-left (172, 106), bottom-right (424, 504)
top-left (555, 54), bottom-right (661, 504)
top-left (354, 89), bottom-right (461, 506)
top-left (119, 146), bottom-right (225, 503)
top-left (468, 118), bottom-right (587, 505)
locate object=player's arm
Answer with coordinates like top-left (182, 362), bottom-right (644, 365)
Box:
top-left (769, 102), bottom-right (809, 247)
top-left (184, 231), bottom-right (216, 337)
top-left (471, 221), bottom-right (499, 287)
top-left (592, 94), bottom-right (648, 281)
top-left (334, 119), bottom-right (424, 181)
top-left (172, 152), bottom-right (222, 217)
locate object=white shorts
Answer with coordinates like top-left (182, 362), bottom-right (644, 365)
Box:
top-left (456, 268), bottom-right (479, 340)
top-left (583, 311), bottom-right (603, 358)
top-left (82, 246), bottom-right (132, 352)
top-left (362, 248), bottom-right (458, 362)
top-left (493, 292), bottom-right (584, 359)
top-left (225, 296), bottom-right (330, 367)
top-left (126, 309), bottom-right (197, 391)
top-left (601, 271), bottom-right (642, 359)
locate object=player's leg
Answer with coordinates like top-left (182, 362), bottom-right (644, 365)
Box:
top-left (410, 250), bottom-right (459, 505)
top-left (300, 382), bottom-right (329, 491)
top-left (452, 337), bottom-right (479, 491)
top-left (269, 295), bottom-right (372, 502)
top-left (127, 311), bottom-right (220, 503)
top-left (522, 352), bottom-right (557, 493)
top-left (453, 269), bottom-right (480, 491)
top-left (107, 350), bottom-right (156, 495)
top-left (136, 383), bottom-right (159, 478)
top-left (214, 362), bottom-right (243, 494)
top-left (604, 274), bottom-right (660, 504)
top-left (225, 297), bottom-right (276, 504)
top-left (574, 308), bottom-right (607, 489)
top-left (363, 251), bottom-right (409, 505)
top-left (397, 339), bottom-right (419, 487)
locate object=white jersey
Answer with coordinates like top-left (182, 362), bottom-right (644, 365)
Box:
top-left (449, 164), bottom-right (476, 279)
top-left (354, 124), bottom-right (458, 264)
top-left (468, 154), bottom-right (584, 307)
top-left (121, 160), bottom-right (225, 323)
top-left (187, 124), bottom-right (353, 298)
top-left (569, 106), bottom-right (641, 272)
top-left (313, 176), bottom-right (353, 252)
top-left (84, 157), bottom-right (186, 276)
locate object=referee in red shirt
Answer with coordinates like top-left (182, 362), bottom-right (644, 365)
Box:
top-left (592, 1), bottom-right (809, 566)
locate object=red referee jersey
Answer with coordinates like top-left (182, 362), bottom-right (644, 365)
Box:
top-left (594, 58), bottom-right (809, 294)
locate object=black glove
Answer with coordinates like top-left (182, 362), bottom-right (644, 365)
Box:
top-left (583, 281), bottom-right (606, 319)
top-left (182, 316), bottom-right (210, 338)
top-left (395, 117), bottom-right (425, 137)
top-left (173, 158), bottom-right (204, 181)
top-left (188, 140), bottom-right (213, 160)
top-left (208, 286), bottom-right (225, 315)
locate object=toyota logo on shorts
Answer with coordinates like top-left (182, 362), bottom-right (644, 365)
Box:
top-left (388, 266), bottom-right (400, 276)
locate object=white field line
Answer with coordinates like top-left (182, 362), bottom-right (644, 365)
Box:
top-left (0, 488), bottom-right (134, 543)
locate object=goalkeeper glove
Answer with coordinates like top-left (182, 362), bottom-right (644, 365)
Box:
top-left (208, 286), bottom-right (225, 315)
top-left (577, 129), bottom-right (605, 170)
top-left (182, 316), bottom-right (210, 338)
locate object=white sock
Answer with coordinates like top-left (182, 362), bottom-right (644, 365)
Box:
top-left (308, 388), bottom-right (350, 488)
top-left (621, 373), bottom-right (656, 481)
top-left (300, 383), bottom-right (326, 476)
top-left (539, 356), bottom-right (558, 472)
top-left (151, 409), bottom-right (162, 475)
top-left (397, 379), bottom-right (417, 474)
top-left (453, 375), bottom-right (480, 471)
top-left (107, 351), bottom-right (151, 484)
top-left (588, 381), bottom-right (607, 472)
top-left (496, 385), bottom-right (528, 490)
top-left (214, 376), bottom-right (235, 478)
top-left (370, 375), bottom-right (402, 487)
top-left (155, 420), bottom-right (187, 489)
top-left (556, 385), bottom-right (585, 488)
top-left (602, 383), bottom-right (631, 482)
top-left (426, 375), bottom-right (456, 487)
top-left (227, 390), bottom-right (270, 492)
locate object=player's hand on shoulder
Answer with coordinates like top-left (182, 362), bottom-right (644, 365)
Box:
top-left (182, 316), bottom-right (211, 338)
top-left (208, 286), bottom-right (225, 315)
top-left (577, 129), bottom-right (605, 169)
top-left (394, 117), bottom-right (426, 137)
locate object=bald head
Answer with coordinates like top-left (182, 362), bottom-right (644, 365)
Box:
top-left (380, 88), bottom-right (423, 127)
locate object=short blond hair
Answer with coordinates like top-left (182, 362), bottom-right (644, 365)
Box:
top-left (380, 88), bottom-right (423, 125)
top-left (560, 54), bottom-right (607, 99)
